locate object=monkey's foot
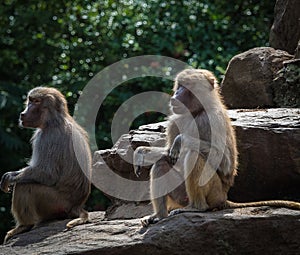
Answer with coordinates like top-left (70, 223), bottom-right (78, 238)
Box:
top-left (66, 209), bottom-right (90, 229)
top-left (4, 225), bottom-right (33, 244)
top-left (66, 217), bottom-right (90, 229)
top-left (141, 215), bottom-right (161, 227)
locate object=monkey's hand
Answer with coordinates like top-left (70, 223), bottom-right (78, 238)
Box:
top-left (134, 146), bottom-right (167, 177)
top-left (133, 148), bottom-right (145, 177)
top-left (169, 134), bottom-right (182, 165)
top-left (0, 171), bottom-right (18, 193)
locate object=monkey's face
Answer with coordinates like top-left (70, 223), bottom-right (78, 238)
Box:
top-left (19, 87), bottom-right (69, 129)
top-left (170, 69), bottom-right (217, 115)
top-left (170, 84), bottom-right (203, 115)
top-left (19, 96), bottom-right (44, 129)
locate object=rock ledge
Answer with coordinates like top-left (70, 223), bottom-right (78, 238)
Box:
top-left (2, 208), bottom-right (300, 254)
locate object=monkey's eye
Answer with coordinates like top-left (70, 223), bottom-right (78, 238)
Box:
top-left (29, 98), bottom-right (42, 104)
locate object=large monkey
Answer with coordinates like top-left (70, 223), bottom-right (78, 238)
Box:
top-left (134, 69), bottom-right (300, 226)
top-left (0, 87), bottom-right (91, 243)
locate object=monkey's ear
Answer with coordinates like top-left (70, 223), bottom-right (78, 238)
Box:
top-left (42, 94), bottom-right (61, 113)
top-left (202, 70), bottom-right (217, 89)
top-left (207, 76), bottom-right (215, 88)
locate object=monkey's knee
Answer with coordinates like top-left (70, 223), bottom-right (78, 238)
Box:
top-left (150, 158), bottom-right (172, 197)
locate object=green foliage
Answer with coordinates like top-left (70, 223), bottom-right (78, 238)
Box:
top-left (0, 0), bottom-right (274, 242)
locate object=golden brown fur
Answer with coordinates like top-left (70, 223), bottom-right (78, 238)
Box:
top-left (0, 87), bottom-right (91, 243)
top-left (134, 69), bottom-right (300, 226)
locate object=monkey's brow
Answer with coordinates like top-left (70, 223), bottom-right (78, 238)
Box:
top-left (178, 83), bottom-right (189, 88)
top-left (28, 96), bottom-right (42, 102)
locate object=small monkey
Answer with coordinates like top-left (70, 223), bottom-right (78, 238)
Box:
top-left (134, 69), bottom-right (300, 226)
top-left (0, 87), bottom-right (91, 243)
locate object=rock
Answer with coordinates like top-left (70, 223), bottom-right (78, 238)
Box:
top-left (269, 0), bottom-right (300, 55)
top-left (92, 122), bottom-right (167, 205)
top-left (105, 202), bottom-right (153, 220)
top-left (2, 208), bottom-right (300, 254)
top-left (272, 59), bottom-right (300, 107)
top-left (228, 108), bottom-right (300, 202)
top-left (92, 108), bottom-right (300, 217)
top-left (220, 47), bottom-right (293, 108)
top-left (93, 121), bottom-right (167, 182)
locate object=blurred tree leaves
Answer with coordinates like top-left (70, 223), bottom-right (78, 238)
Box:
top-left (0, 0), bottom-right (274, 242)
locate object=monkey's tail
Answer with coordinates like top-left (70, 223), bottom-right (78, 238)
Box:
top-left (225, 200), bottom-right (300, 210)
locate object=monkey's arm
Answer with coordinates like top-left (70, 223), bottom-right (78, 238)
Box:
top-left (0, 168), bottom-right (33, 192)
top-left (6, 130), bottom-right (69, 188)
top-left (18, 165), bottom-right (60, 185)
top-left (0, 136), bottom-right (62, 191)
top-left (169, 134), bottom-right (214, 163)
top-left (169, 134), bottom-right (231, 175)
top-left (0, 165), bottom-right (59, 193)
top-left (133, 146), bottom-right (167, 177)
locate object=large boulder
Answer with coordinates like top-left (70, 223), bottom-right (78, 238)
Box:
top-left (92, 108), bottom-right (300, 218)
top-left (220, 47), bottom-right (292, 109)
top-left (93, 122), bottom-right (166, 182)
top-left (92, 122), bottom-right (167, 206)
top-left (228, 108), bottom-right (300, 202)
top-left (2, 209), bottom-right (300, 254)
top-left (272, 59), bottom-right (300, 107)
top-left (269, 0), bottom-right (300, 55)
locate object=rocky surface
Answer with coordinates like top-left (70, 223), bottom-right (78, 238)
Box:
top-left (93, 108), bottom-right (300, 213)
top-left (2, 208), bottom-right (300, 254)
top-left (228, 108), bottom-right (300, 202)
top-left (93, 121), bottom-right (167, 183)
top-left (220, 47), bottom-right (293, 108)
top-left (269, 0), bottom-right (300, 55)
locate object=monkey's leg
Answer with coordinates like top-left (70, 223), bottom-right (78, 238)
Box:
top-left (142, 158), bottom-right (187, 227)
top-left (170, 152), bottom-right (209, 217)
top-left (205, 174), bottom-right (228, 210)
top-left (15, 184), bottom-right (73, 225)
top-left (4, 184), bottom-right (37, 243)
top-left (4, 225), bottom-right (33, 244)
top-left (176, 172), bottom-right (226, 213)
top-left (142, 158), bottom-right (174, 227)
top-left (167, 180), bottom-right (189, 217)
top-left (141, 196), bottom-right (168, 227)
top-left (185, 152), bottom-right (209, 210)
